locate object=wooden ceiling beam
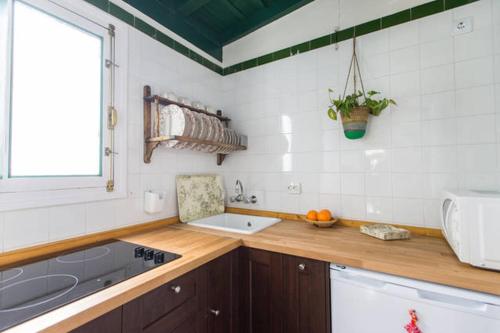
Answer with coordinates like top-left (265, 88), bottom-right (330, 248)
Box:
top-left (178, 0), bottom-right (212, 16)
top-left (221, 0), bottom-right (245, 20)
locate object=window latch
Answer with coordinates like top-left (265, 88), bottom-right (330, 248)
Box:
top-left (104, 147), bottom-right (118, 156)
top-left (105, 59), bottom-right (119, 68)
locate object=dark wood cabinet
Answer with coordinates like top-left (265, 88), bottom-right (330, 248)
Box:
top-left (283, 255), bottom-right (331, 333)
top-left (122, 267), bottom-right (205, 333)
top-left (239, 248), bottom-right (330, 333)
top-left (239, 247), bottom-right (284, 333)
top-left (70, 307), bottom-right (122, 333)
top-left (204, 250), bottom-right (239, 333)
top-left (121, 249), bottom-right (239, 333)
top-left (71, 248), bottom-right (329, 333)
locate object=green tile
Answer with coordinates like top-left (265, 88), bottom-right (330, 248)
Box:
top-left (336, 27), bottom-right (354, 42)
top-left (224, 64), bottom-right (242, 75)
top-left (355, 19), bottom-right (381, 37)
top-left (202, 58), bottom-right (213, 69)
top-left (84, 0), bottom-right (108, 11)
top-left (330, 32), bottom-right (337, 44)
top-left (310, 35), bottom-right (331, 50)
top-left (241, 58), bottom-right (258, 70)
top-left (189, 51), bottom-right (203, 64)
top-left (411, 0), bottom-right (444, 20)
top-left (173, 41), bottom-right (190, 57)
top-left (444, 0), bottom-right (477, 10)
top-left (257, 53), bottom-right (274, 65)
top-left (156, 31), bottom-right (175, 48)
top-left (381, 9), bottom-right (411, 28)
top-left (214, 65), bottom-right (223, 75)
top-left (290, 41), bottom-right (310, 55)
top-left (108, 3), bottom-right (134, 26)
top-left (134, 17), bottom-right (156, 38)
top-left (274, 48), bottom-right (291, 61)
top-left (201, 58), bottom-right (214, 71)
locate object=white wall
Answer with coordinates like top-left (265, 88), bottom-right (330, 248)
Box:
top-left (221, 0), bottom-right (500, 229)
top-left (0, 0), bottom-right (498, 252)
top-left (223, 0), bottom-right (430, 66)
top-left (0, 4), bottom-right (224, 252)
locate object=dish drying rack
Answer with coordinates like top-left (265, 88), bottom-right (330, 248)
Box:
top-left (143, 85), bottom-right (247, 165)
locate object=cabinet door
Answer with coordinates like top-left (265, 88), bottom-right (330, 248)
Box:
top-left (239, 248), bottom-right (284, 333)
top-left (71, 307), bottom-right (122, 333)
top-left (205, 250), bottom-right (239, 333)
top-left (283, 255), bottom-right (331, 333)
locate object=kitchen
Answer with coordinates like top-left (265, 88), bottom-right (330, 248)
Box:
top-left (0, 0), bottom-right (499, 332)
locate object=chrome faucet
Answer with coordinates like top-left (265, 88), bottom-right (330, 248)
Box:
top-left (230, 180), bottom-right (257, 204)
top-left (234, 180), bottom-right (244, 202)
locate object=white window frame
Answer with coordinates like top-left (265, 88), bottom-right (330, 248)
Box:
top-left (0, 0), bottom-right (128, 211)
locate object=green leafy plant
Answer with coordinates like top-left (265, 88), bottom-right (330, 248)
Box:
top-left (327, 89), bottom-right (396, 121)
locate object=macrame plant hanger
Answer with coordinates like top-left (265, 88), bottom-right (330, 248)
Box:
top-left (340, 37), bottom-right (370, 140)
top-left (342, 37), bottom-right (366, 101)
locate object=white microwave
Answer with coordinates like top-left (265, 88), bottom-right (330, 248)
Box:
top-left (441, 190), bottom-right (500, 271)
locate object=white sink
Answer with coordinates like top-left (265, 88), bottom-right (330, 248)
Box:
top-left (187, 213), bottom-right (281, 234)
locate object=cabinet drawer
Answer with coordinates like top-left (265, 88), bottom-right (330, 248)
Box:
top-left (141, 270), bottom-right (198, 326)
top-left (142, 297), bottom-right (198, 333)
top-left (123, 269), bottom-right (200, 332)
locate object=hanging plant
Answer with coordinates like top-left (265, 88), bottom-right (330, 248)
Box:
top-left (327, 38), bottom-right (396, 140)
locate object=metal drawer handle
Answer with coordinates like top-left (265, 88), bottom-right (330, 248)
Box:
top-left (298, 263), bottom-right (306, 271)
top-left (171, 285), bottom-right (181, 294)
top-left (210, 309), bottom-right (220, 316)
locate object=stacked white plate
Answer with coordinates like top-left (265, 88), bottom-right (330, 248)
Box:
top-left (157, 105), bottom-right (244, 153)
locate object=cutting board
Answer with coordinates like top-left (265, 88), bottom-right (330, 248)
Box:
top-left (176, 174), bottom-right (225, 223)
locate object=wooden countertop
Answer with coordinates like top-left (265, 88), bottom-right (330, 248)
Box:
top-left (6, 219), bottom-right (500, 332)
top-left (173, 220), bottom-right (500, 297)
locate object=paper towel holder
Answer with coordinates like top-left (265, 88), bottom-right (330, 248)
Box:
top-left (144, 190), bottom-right (166, 214)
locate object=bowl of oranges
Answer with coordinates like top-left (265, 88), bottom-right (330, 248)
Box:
top-left (302, 209), bottom-right (337, 228)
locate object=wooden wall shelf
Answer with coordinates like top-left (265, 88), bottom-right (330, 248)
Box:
top-left (143, 95), bottom-right (231, 123)
top-left (143, 85), bottom-right (246, 165)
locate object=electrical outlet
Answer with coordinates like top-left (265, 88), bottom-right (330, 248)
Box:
top-left (287, 183), bottom-right (301, 194)
top-left (453, 17), bottom-right (473, 35)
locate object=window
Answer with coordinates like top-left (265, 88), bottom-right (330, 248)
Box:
top-left (10, 0), bottom-right (102, 177)
top-left (0, 0), bottom-right (127, 210)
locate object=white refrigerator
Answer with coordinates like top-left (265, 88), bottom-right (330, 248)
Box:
top-left (330, 264), bottom-right (500, 333)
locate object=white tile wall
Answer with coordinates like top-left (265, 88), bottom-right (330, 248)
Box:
top-left (1, 0), bottom-right (498, 251)
top-left (222, 0), bottom-right (500, 229)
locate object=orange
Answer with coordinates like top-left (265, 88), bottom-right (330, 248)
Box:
top-left (306, 210), bottom-right (318, 221)
top-left (317, 209), bottom-right (332, 221)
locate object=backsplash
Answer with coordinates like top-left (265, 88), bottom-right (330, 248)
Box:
top-left (221, 0), bottom-right (500, 229)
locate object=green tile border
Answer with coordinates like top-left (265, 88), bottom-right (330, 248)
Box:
top-left (108, 2), bottom-right (133, 26)
top-left (355, 19), bottom-right (381, 37)
top-left (84, 0), bottom-right (478, 77)
top-left (381, 9), bottom-right (411, 29)
top-left (222, 0), bottom-right (479, 76)
top-left (83, 0), bottom-right (223, 75)
top-left (310, 35), bottom-right (330, 50)
top-left (412, 0), bottom-right (444, 20)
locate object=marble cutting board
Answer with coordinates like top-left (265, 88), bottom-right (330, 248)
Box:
top-left (176, 174), bottom-right (225, 223)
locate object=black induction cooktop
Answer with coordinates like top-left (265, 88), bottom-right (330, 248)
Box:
top-left (0, 240), bottom-right (180, 331)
